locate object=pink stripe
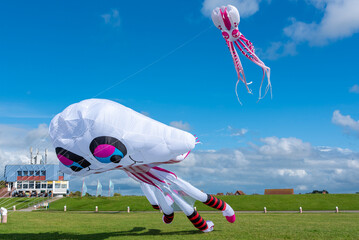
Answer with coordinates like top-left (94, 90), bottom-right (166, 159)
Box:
top-left (131, 172), bottom-right (152, 185)
top-left (220, 7), bottom-right (232, 31)
top-left (183, 151), bottom-right (191, 159)
top-left (152, 167), bottom-right (177, 179)
top-left (137, 173), bottom-right (159, 188)
top-left (235, 41), bottom-right (251, 59)
top-left (138, 173), bottom-right (162, 191)
top-left (145, 172), bottom-right (165, 183)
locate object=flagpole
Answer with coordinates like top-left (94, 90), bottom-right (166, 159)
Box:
top-left (81, 178), bottom-right (84, 198)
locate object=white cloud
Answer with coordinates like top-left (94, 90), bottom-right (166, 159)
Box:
top-left (258, 137), bottom-right (311, 158)
top-left (201, 0), bottom-right (261, 18)
top-left (332, 110), bottom-right (359, 133)
top-left (101, 9), bottom-right (121, 27)
top-left (284, 0), bottom-right (359, 46)
top-left (260, 41), bottom-right (297, 60)
top-left (349, 84), bottom-right (359, 94)
top-left (265, 0), bottom-right (359, 59)
top-left (228, 125), bottom-right (248, 136)
top-left (297, 185), bottom-right (308, 191)
top-left (348, 160), bottom-right (359, 169)
top-left (169, 121), bottom-right (191, 131)
top-left (277, 169), bottom-right (307, 178)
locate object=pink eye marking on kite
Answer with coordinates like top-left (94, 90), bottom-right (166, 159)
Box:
top-left (94, 144), bottom-right (115, 158)
top-left (57, 154), bottom-right (73, 166)
top-left (232, 29), bottom-right (240, 38)
top-left (222, 32), bottom-right (229, 39)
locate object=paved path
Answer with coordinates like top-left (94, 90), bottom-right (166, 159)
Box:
top-left (17, 197), bottom-right (62, 212)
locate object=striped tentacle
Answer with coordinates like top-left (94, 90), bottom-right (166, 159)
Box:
top-left (163, 212), bottom-right (174, 224)
top-left (226, 40), bottom-right (251, 104)
top-left (203, 194), bottom-right (227, 211)
top-left (236, 35), bottom-right (272, 100)
top-left (152, 205), bottom-right (160, 210)
top-left (187, 210), bottom-right (208, 231)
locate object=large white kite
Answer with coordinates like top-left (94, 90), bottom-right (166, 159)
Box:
top-left (49, 99), bottom-right (235, 232)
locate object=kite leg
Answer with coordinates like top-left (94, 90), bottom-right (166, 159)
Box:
top-left (140, 183), bottom-right (160, 210)
top-left (172, 177), bottom-right (236, 223)
top-left (153, 187), bottom-right (175, 224)
top-left (168, 190), bottom-right (214, 233)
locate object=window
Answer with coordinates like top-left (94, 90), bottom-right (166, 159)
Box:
top-left (29, 181), bottom-right (34, 189)
top-left (23, 183), bottom-right (29, 189)
top-left (41, 183), bottom-right (47, 189)
top-left (17, 171), bottom-right (22, 176)
top-left (35, 171), bottom-right (40, 176)
top-left (23, 171), bottom-right (28, 176)
top-left (35, 182), bottom-right (41, 189)
top-left (47, 184), bottom-right (53, 189)
top-left (55, 183), bottom-right (61, 189)
top-left (29, 171), bottom-right (34, 176)
top-left (41, 170), bottom-right (46, 176)
top-left (17, 182), bottom-right (22, 189)
top-left (61, 184), bottom-right (67, 189)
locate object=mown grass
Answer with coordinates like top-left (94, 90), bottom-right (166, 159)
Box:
top-left (47, 194), bottom-right (359, 211)
top-left (0, 211), bottom-right (358, 239)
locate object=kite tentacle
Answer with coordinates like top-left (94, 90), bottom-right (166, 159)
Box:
top-left (226, 40), bottom-right (251, 104)
top-left (235, 35), bottom-right (272, 100)
top-left (134, 166), bottom-right (236, 231)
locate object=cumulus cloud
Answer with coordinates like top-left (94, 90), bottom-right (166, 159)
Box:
top-left (332, 110), bottom-right (359, 134)
top-left (101, 9), bottom-right (121, 27)
top-left (349, 84), bottom-right (359, 93)
top-left (165, 136), bottom-right (359, 194)
top-left (169, 121), bottom-right (191, 131)
top-left (284, 0), bottom-right (359, 46)
top-left (277, 169), bottom-right (307, 178)
top-left (258, 136), bottom-right (311, 158)
top-left (260, 41), bottom-right (297, 60)
top-left (201, 0), bottom-right (262, 18)
top-left (228, 125), bottom-right (248, 136)
top-left (265, 0), bottom-right (359, 59)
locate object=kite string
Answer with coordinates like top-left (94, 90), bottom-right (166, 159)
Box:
top-left (93, 25), bottom-right (214, 98)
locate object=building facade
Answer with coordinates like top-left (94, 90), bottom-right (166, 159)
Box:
top-left (3, 164), bottom-right (70, 197)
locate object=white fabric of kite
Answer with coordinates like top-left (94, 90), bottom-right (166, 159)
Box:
top-left (49, 99), bottom-right (235, 232)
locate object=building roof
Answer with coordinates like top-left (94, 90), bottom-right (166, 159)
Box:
top-left (264, 189), bottom-right (294, 195)
top-left (4, 164), bottom-right (70, 182)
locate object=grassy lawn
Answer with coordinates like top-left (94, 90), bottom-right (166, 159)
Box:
top-left (0, 211), bottom-right (358, 239)
top-left (47, 194), bottom-right (359, 211)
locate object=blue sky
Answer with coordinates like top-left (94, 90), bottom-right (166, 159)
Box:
top-left (1, 0), bottom-right (359, 195)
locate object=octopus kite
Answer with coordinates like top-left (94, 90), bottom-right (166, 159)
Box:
top-left (49, 99), bottom-right (235, 233)
top-left (212, 5), bottom-right (271, 103)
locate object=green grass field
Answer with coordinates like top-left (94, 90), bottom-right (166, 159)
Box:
top-left (47, 194), bottom-right (359, 211)
top-left (0, 211), bottom-right (358, 239)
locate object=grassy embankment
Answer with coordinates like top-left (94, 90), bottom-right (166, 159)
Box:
top-left (47, 194), bottom-right (359, 211)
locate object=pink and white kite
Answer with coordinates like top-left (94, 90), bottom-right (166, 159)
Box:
top-left (212, 5), bottom-right (271, 104)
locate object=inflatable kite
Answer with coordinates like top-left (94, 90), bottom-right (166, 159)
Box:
top-left (49, 99), bottom-right (235, 232)
top-left (212, 5), bottom-right (271, 103)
